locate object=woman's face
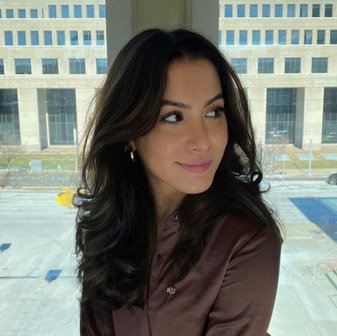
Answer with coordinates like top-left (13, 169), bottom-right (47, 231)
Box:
top-left (131, 59), bottom-right (228, 201)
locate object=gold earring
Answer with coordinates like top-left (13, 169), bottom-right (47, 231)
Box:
top-left (130, 150), bottom-right (135, 162)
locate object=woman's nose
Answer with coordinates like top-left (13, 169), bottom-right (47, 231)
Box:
top-left (185, 119), bottom-right (210, 152)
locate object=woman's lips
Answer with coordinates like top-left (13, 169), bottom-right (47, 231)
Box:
top-left (177, 160), bottom-right (212, 173)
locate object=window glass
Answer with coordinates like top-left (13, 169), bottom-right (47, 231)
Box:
top-left (96, 58), bottom-right (108, 74)
top-left (325, 4), bottom-right (333, 17)
top-left (239, 30), bottom-right (247, 45)
top-left (57, 31), bottom-right (65, 45)
top-left (69, 58), bottom-right (86, 74)
top-left (6, 9), bottom-right (14, 18)
top-left (250, 5), bottom-right (258, 18)
top-left (99, 5), bottom-right (106, 18)
top-left (291, 30), bottom-right (299, 44)
top-left (31, 31), bottom-right (39, 45)
top-left (322, 88), bottom-right (337, 143)
top-left (70, 31), bottom-right (79, 45)
top-left (231, 58), bottom-right (247, 74)
top-left (300, 4), bottom-right (308, 17)
top-left (218, 30), bottom-right (222, 45)
top-left (258, 58), bottom-right (274, 73)
top-left (312, 4), bottom-right (320, 17)
top-left (49, 5), bottom-right (56, 18)
top-left (18, 31), bottom-right (26, 46)
top-left (287, 4), bottom-right (295, 17)
top-left (44, 31), bottom-right (52, 45)
top-left (225, 5), bottom-right (232, 17)
top-left (42, 59), bottom-right (59, 74)
top-left (0, 9), bottom-right (2, 19)
top-left (312, 57), bottom-right (328, 73)
top-left (265, 30), bottom-right (273, 45)
top-left (275, 4), bottom-right (283, 17)
top-left (330, 30), bottom-right (337, 44)
top-left (5, 31), bottom-right (13, 45)
top-left (83, 31), bottom-right (92, 45)
top-left (237, 4), bottom-right (245, 18)
top-left (74, 5), bottom-right (82, 18)
top-left (317, 30), bottom-right (325, 44)
top-left (30, 9), bottom-right (38, 18)
top-left (226, 30), bottom-right (234, 45)
top-left (61, 5), bottom-right (69, 18)
top-left (87, 5), bottom-right (94, 18)
top-left (285, 58), bottom-right (301, 73)
top-left (262, 4), bottom-right (270, 17)
top-left (0, 59), bottom-right (4, 75)
top-left (15, 59), bottom-right (32, 75)
top-left (278, 30), bottom-right (286, 45)
top-left (304, 30), bottom-right (312, 44)
top-left (96, 31), bottom-right (105, 45)
top-left (18, 9), bottom-right (26, 18)
top-left (252, 30), bottom-right (260, 45)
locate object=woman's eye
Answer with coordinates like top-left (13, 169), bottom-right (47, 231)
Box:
top-left (161, 112), bottom-right (183, 123)
top-left (206, 107), bottom-right (225, 118)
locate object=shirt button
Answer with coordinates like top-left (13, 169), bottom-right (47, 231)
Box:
top-left (156, 254), bottom-right (163, 263)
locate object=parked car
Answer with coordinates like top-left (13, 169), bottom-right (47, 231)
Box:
top-left (327, 172), bottom-right (337, 185)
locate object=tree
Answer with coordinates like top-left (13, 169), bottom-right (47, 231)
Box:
top-left (0, 132), bottom-right (22, 171)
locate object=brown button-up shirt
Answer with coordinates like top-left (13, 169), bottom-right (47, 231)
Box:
top-left (111, 213), bottom-right (281, 336)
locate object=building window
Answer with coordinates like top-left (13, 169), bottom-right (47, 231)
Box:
top-left (285, 58), bottom-right (301, 73)
top-left (252, 30), bottom-right (261, 45)
top-left (99, 5), bottom-right (106, 18)
top-left (322, 88), bottom-right (337, 143)
top-left (291, 30), bottom-right (299, 44)
top-left (61, 5), bottom-right (69, 18)
top-left (96, 31), bottom-right (105, 45)
top-left (0, 89), bottom-right (20, 144)
top-left (15, 59), bottom-right (32, 75)
top-left (262, 4), bottom-right (270, 17)
top-left (312, 58), bottom-right (328, 73)
top-left (278, 30), bottom-right (286, 45)
top-left (83, 31), bottom-right (92, 45)
top-left (6, 9), bottom-right (14, 18)
top-left (331, 30), bottom-right (337, 44)
top-left (96, 58), bottom-right (108, 74)
top-left (30, 9), bottom-right (38, 18)
top-left (266, 88), bottom-right (296, 144)
top-left (239, 30), bottom-right (247, 45)
top-left (49, 5), bottom-right (56, 18)
top-left (226, 30), bottom-right (234, 45)
top-left (57, 31), bottom-right (65, 45)
top-left (237, 4), bottom-right (245, 18)
top-left (31, 31), bottom-right (39, 45)
top-left (18, 9), bottom-right (26, 18)
top-left (300, 4), bottom-right (308, 17)
top-left (304, 30), bottom-right (312, 44)
top-left (218, 30), bottom-right (222, 45)
top-left (225, 5), bottom-right (232, 17)
top-left (69, 58), bottom-right (86, 74)
top-left (87, 5), bottom-right (94, 18)
top-left (18, 31), bottom-right (26, 46)
top-left (250, 4), bottom-right (258, 18)
top-left (265, 30), bottom-right (273, 45)
top-left (0, 9), bottom-right (2, 19)
top-left (317, 30), bottom-right (325, 44)
top-left (231, 58), bottom-right (247, 74)
top-left (70, 31), bottom-right (78, 45)
top-left (44, 31), bottom-right (52, 45)
top-left (325, 4), bottom-right (333, 17)
top-left (312, 4), bottom-right (320, 17)
top-left (42, 59), bottom-right (58, 74)
top-left (287, 4), bottom-right (295, 17)
top-left (258, 58), bottom-right (274, 73)
top-left (0, 59), bottom-right (4, 75)
top-left (275, 4), bottom-right (283, 17)
top-left (5, 31), bottom-right (13, 46)
top-left (74, 5), bottom-right (82, 18)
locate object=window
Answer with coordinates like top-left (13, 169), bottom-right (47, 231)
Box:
top-left (83, 31), bottom-right (92, 45)
top-left (30, 9), bottom-right (38, 18)
top-left (331, 30), bottom-right (337, 44)
top-left (258, 58), bottom-right (274, 73)
top-left (70, 31), bottom-right (78, 45)
top-left (291, 30), bottom-right (299, 44)
top-left (49, 5), bottom-right (56, 18)
top-left (231, 58), bottom-right (247, 74)
top-left (44, 31), bottom-right (52, 45)
top-left (325, 4), bottom-right (333, 17)
top-left (225, 5), bottom-right (232, 17)
top-left (31, 31), bottom-right (39, 45)
top-left (317, 30), bottom-right (325, 44)
top-left (237, 4), bottom-right (245, 18)
top-left (275, 4), bottom-right (283, 17)
top-left (6, 9), bottom-right (14, 18)
top-left (287, 4), bottom-right (295, 17)
top-left (42, 59), bottom-right (58, 74)
top-left (18, 31), bottom-right (26, 46)
top-left (87, 5), bottom-right (94, 18)
top-left (262, 4), bottom-right (270, 17)
top-left (18, 9), bottom-right (26, 18)
top-left (265, 30), bottom-right (273, 45)
top-left (304, 30), bottom-right (312, 44)
top-left (252, 30), bottom-right (261, 45)
top-left (312, 58), bottom-right (328, 73)
top-left (57, 31), bottom-right (65, 45)
top-left (218, 30), bottom-right (222, 45)
top-left (5, 31), bottom-right (13, 46)
top-left (239, 30), bottom-right (247, 45)
top-left (285, 58), bottom-right (301, 73)
top-left (312, 4), bottom-right (320, 17)
top-left (69, 58), bottom-right (85, 74)
top-left (226, 30), bottom-right (234, 45)
top-left (0, 9), bottom-right (2, 19)
top-left (96, 58), bottom-right (108, 74)
top-left (278, 30), bottom-right (286, 45)
top-left (300, 4), bottom-right (308, 17)
top-left (61, 5), bottom-right (69, 18)
top-left (99, 5), bottom-right (106, 18)
top-left (96, 31), bottom-right (105, 45)
top-left (0, 59), bottom-right (4, 75)
top-left (74, 5), bottom-right (82, 18)
top-left (250, 4), bottom-right (258, 18)
top-left (322, 88), bottom-right (337, 143)
top-left (15, 59), bottom-right (31, 75)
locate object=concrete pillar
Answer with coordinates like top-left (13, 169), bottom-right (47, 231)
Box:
top-left (106, 0), bottom-right (219, 62)
top-left (249, 87), bottom-right (267, 144)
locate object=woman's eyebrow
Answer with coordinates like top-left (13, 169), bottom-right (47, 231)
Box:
top-left (161, 93), bottom-right (223, 109)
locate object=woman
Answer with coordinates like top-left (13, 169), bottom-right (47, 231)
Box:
top-left (76, 29), bottom-right (282, 335)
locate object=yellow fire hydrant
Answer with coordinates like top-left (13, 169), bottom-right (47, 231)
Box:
top-left (56, 187), bottom-right (76, 209)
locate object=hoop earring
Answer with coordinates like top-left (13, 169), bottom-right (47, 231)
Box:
top-left (130, 150), bottom-right (135, 162)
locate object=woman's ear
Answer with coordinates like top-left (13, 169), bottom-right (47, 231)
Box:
top-left (128, 140), bottom-right (136, 151)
